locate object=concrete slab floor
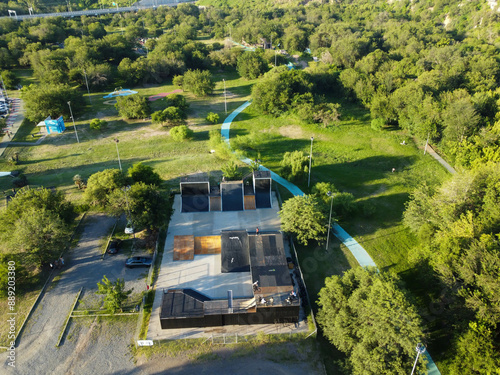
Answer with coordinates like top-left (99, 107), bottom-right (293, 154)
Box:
top-left (147, 193), bottom-right (310, 340)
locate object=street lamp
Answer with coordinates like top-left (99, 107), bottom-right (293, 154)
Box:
top-left (411, 343), bottom-right (426, 375)
top-left (308, 136), bottom-right (314, 187)
top-left (67, 101), bottom-right (79, 143)
top-left (326, 191), bottom-right (334, 251)
top-left (223, 79), bottom-right (227, 114)
top-left (83, 69), bottom-right (92, 106)
top-left (114, 138), bottom-right (122, 171)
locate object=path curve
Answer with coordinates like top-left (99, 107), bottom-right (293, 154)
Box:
top-left (221, 101), bottom-right (440, 374)
top-left (221, 101), bottom-right (375, 267)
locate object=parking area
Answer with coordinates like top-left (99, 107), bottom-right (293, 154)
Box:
top-left (7, 213), bottom-right (149, 375)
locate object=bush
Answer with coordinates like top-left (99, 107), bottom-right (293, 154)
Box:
top-left (165, 94), bottom-right (189, 112)
top-left (172, 75), bottom-right (184, 88)
top-left (371, 117), bottom-right (385, 131)
top-left (89, 118), bottom-right (107, 131)
top-left (170, 125), bottom-right (193, 142)
top-left (12, 174), bottom-right (28, 188)
top-left (221, 161), bottom-right (240, 180)
top-left (206, 112), bottom-right (219, 124)
top-left (280, 150), bottom-right (309, 181)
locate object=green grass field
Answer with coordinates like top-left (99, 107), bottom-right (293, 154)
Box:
top-left (4, 66), bottom-right (452, 371)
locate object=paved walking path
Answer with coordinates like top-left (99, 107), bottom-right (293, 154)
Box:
top-left (425, 144), bottom-right (456, 174)
top-left (222, 101), bottom-right (441, 374)
top-left (0, 98), bottom-right (25, 157)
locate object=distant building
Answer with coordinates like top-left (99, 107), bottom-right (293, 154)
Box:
top-left (37, 116), bottom-right (65, 134)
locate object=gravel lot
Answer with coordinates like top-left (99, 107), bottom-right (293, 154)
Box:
top-left (3, 213), bottom-right (324, 375)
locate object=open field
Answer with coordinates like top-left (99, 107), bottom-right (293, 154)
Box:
top-left (2, 66), bottom-right (452, 371)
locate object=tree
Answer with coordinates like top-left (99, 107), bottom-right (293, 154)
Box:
top-left (3, 187), bottom-right (75, 225)
top-left (128, 163), bottom-right (162, 186)
top-left (1, 70), bottom-right (19, 89)
top-left (237, 51), bottom-right (269, 79)
top-left (84, 169), bottom-right (125, 206)
top-left (313, 103), bottom-right (341, 127)
top-left (162, 106), bottom-right (186, 126)
top-left (164, 93), bottom-right (189, 112)
top-left (206, 112), bottom-right (219, 124)
top-left (181, 69), bottom-right (215, 97)
top-left (21, 83), bottom-right (83, 123)
top-left (448, 321), bottom-right (500, 375)
top-left (108, 182), bottom-right (169, 231)
top-left (8, 207), bottom-right (70, 266)
top-left (280, 150), bottom-right (309, 181)
top-left (115, 95), bottom-right (151, 119)
top-left (317, 267), bottom-right (426, 375)
top-left (96, 276), bottom-right (132, 314)
top-left (279, 195), bottom-right (326, 245)
top-left (170, 125), bottom-right (193, 141)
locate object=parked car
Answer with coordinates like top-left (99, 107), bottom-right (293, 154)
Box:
top-left (125, 220), bottom-right (134, 234)
top-left (107, 238), bottom-right (122, 254)
top-left (125, 256), bottom-right (152, 268)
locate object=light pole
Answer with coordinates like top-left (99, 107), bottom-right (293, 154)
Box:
top-left (308, 136), bottom-right (314, 187)
top-left (223, 79), bottom-right (227, 114)
top-left (83, 69), bottom-right (92, 106)
top-left (275, 43), bottom-right (280, 66)
top-left (326, 191), bottom-right (334, 251)
top-left (67, 101), bottom-right (79, 143)
top-left (114, 138), bottom-right (122, 171)
top-left (411, 343), bottom-right (426, 375)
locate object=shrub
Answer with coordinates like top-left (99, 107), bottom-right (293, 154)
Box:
top-left (206, 112), bottom-right (219, 124)
top-left (170, 125), bottom-right (193, 142)
top-left (89, 118), bottom-right (107, 131)
top-left (371, 117), bottom-right (385, 131)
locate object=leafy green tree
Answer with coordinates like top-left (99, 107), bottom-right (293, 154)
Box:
top-left (312, 182), bottom-right (356, 219)
top-left (313, 103), bottom-right (341, 128)
top-left (3, 187), bottom-right (75, 225)
top-left (448, 321), bottom-right (500, 375)
top-left (108, 182), bottom-right (169, 231)
top-left (280, 150), bottom-right (309, 181)
top-left (172, 74), bottom-right (184, 88)
top-left (163, 106), bottom-right (185, 126)
top-left (206, 112), bottom-right (219, 124)
top-left (8, 207), bottom-right (70, 266)
top-left (237, 51), bottom-right (269, 79)
top-left (1, 70), bottom-right (19, 89)
top-left (170, 125), bottom-right (193, 141)
top-left (21, 83), bottom-right (83, 123)
top-left (317, 267), bottom-right (426, 375)
top-left (181, 69), bottom-right (215, 97)
top-left (115, 95), bottom-right (151, 119)
top-left (128, 163), bottom-right (162, 186)
top-left (84, 169), bottom-right (125, 207)
top-left (151, 110), bottom-right (167, 126)
top-left (279, 195), bottom-right (326, 245)
top-left (96, 276), bottom-right (132, 314)
top-left (164, 93), bottom-right (189, 112)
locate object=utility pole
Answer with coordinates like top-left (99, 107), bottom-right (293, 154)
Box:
top-left (67, 101), bottom-right (79, 143)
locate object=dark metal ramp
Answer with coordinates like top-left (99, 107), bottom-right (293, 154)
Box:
top-left (221, 182), bottom-right (244, 211)
top-left (221, 231), bottom-right (249, 273)
top-left (255, 178), bottom-right (271, 208)
top-left (181, 196), bottom-right (209, 212)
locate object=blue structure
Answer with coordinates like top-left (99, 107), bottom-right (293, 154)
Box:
top-left (43, 116), bottom-right (65, 134)
top-left (103, 88), bottom-right (138, 99)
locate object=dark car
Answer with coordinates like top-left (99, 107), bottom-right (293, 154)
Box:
top-left (107, 239), bottom-right (122, 254)
top-left (125, 256), bottom-right (153, 268)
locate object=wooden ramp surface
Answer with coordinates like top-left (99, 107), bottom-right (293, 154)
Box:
top-left (194, 236), bottom-right (221, 255)
top-left (244, 195), bottom-right (256, 210)
top-left (173, 235), bottom-right (195, 261)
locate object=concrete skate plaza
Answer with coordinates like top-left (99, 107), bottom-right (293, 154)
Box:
top-left (147, 193), bottom-right (309, 340)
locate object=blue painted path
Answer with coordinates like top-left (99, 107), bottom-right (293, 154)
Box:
top-left (222, 101), bottom-right (440, 375)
